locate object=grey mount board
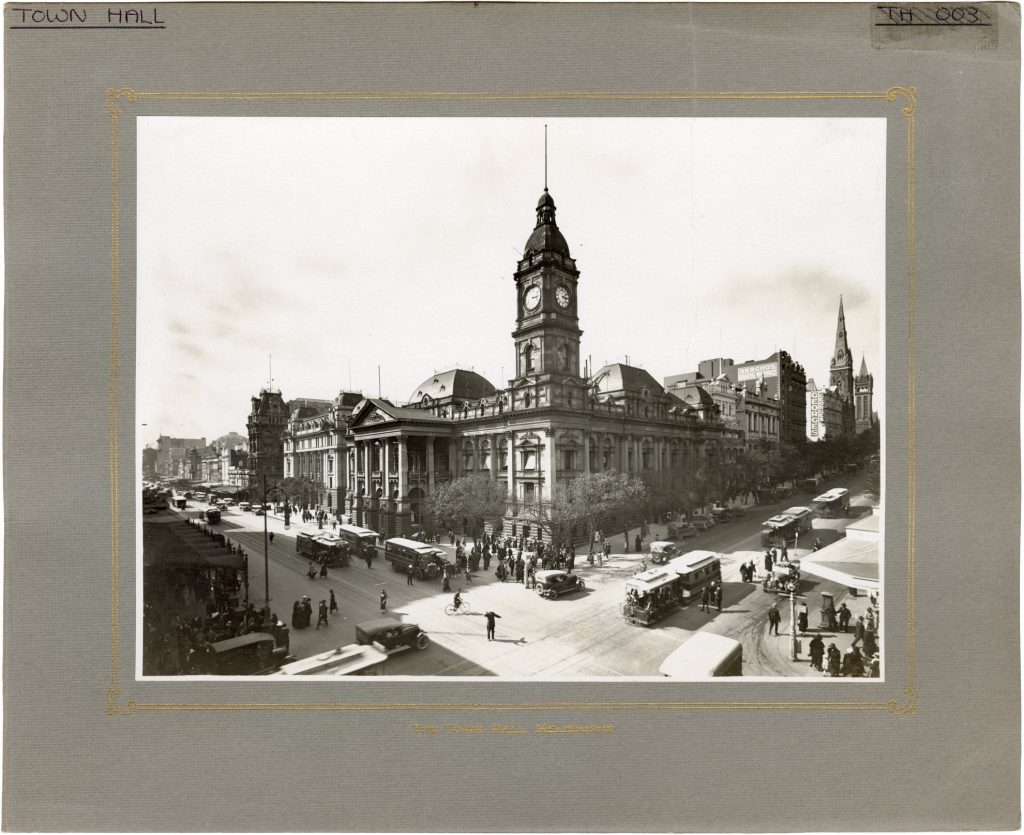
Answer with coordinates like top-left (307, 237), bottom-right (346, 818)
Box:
top-left (3, 2), bottom-right (1020, 831)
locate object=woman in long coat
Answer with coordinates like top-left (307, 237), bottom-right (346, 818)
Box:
top-left (826, 643), bottom-right (842, 676)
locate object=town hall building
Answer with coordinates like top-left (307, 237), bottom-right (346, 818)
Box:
top-left (340, 187), bottom-right (743, 539)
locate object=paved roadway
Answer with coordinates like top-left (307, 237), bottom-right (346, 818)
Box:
top-left (188, 470), bottom-right (874, 677)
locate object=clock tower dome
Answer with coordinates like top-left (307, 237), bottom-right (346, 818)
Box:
top-left (511, 188), bottom-right (583, 381)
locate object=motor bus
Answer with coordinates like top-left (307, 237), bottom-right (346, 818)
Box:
top-left (337, 523), bottom-right (380, 557)
top-left (760, 513), bottom-right (803, 547)
top-left (296, 531), bottom-right (349, 567)
top-left (665, 550), bottom-right (723, 601)
top-left (781, 506), bottom-right (815, 533)
top-left (658, 633), bottom-right (743, 678)
top-left (275, 643), bottom-right (388, 676)
top-left (204, 506), bottom-right (221, 525)
top-left (169, 495), bottom-right (187, 510)
top-left (622, 567), bottom-right (682, 627)
top-left (383, 537), bottom-right (451, 579)
top-left (812, 488), bottom-right (850, 518)
top-left (201, 633), bottom-right (292, 675)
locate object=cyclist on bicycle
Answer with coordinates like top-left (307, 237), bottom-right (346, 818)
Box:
top-left (453, 588), bottom-right (463, 611)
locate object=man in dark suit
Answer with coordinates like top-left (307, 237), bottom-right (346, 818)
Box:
top-left (484, 611), bottom-right (501, 641)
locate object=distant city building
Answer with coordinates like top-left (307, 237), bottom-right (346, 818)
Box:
top-left (805, 378), bottom-right (846, 441)
top-left (246, 388), bottom-right (289, 483)
top-left (734, 351), bottom-right (807, 445)
top-left (736, 383), bottom-right (780, 450)
top-left (854, 353), bottom-right (875, 434)
top-left (142, 446), bottom-right (158, 478)
top-left (220, 447), bottom-right (249, 486)
top-left (282, 391), bottom-right (363, 512)
top-left (667, 351), bottom-right (805, 447)
top-left (199, 450), bottom-right (221, 483)
top-left (154, 435), bottom-right (207, 479)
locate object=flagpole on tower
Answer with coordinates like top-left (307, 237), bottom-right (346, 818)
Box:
top-left (544, 124), bottom-right (548, 190)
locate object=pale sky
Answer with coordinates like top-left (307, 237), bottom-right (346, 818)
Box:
top-left (137, 117), bottom-right (885, 445)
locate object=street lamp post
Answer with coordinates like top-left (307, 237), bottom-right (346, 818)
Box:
top-left (789, 589), bottom-right (798, 661)
top-left (257, 473), bottom-right (285, 618)
top-left (262, 474), bottom-right (271, 617)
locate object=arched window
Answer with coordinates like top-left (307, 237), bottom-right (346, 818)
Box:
top-left (524, 343), bottom-right (535, 373)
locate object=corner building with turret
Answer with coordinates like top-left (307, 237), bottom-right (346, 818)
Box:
top-left (341, 188), bottom-right (743, 540)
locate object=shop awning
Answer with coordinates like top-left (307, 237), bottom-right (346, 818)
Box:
top-left (800, 537), bottom-right (879, 592)
top-left (143, 519), bottom-right (244, 570)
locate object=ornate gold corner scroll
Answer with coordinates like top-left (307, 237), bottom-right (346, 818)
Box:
top-left (106, 87), bottom-right (917, 716)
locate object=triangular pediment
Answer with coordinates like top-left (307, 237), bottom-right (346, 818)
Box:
top-left (349, 399), bottom-right (399, 429)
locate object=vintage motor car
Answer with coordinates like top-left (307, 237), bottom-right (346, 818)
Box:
top-left (534, 570), bottom-right (586, 599)
top-left (691, 513), bottom-right (716, 531)
top-left (763, 559), bottom-right (802, 593)
top-left (667, 518), bottom-right (698, 539)
top-left (648, 541), bottom-right (680, 565)
top-left (354, 617), bottom-right (430, 653)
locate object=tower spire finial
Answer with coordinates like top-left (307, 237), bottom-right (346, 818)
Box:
top-left (544, 123), bottom-right (548, 191)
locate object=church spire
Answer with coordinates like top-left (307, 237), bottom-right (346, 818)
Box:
top-left (833, 295), bottom-right (849, 355)
top-left (859, 352), bottom-right (869, 377)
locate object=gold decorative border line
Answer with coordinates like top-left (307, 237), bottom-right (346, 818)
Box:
top-left (107, 87), bottom-right (917, 716)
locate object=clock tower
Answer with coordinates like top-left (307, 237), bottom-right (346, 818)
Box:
top-left (511, 188), bottom-right (583, 381)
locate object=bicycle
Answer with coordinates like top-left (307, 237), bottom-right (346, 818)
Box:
top-left (444, 599), bottom-right (471, 615)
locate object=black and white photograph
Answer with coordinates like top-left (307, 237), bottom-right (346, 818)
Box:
top-left (137, 117), bottom-right (884, 679)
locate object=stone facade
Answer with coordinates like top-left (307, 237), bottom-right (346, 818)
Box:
top-left (246, 389), bottom-right (288, 483)
top-left (805, 378), bottom-right (846, 441)
top-left (282, 392), bottom-right (362, 512)
top-left (854, 354), bottom-right (875, 434)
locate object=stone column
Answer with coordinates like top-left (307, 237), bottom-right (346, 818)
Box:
top-left (584, 434), bottom-right (592, 474)
top-left (447, 438), bottom-right (457, 479)
top-left (541, 430), bottom-right (557, 502)
top-left (398, 438), bottom-right (409, 500)
top-left (366, 442), bottom-right (380, 532)
top-left (488, 434), bottom-right (499, 480)
top-left (394, 436), bottom-right (411, 536)
top-left (382, 440), bottom-right (392, 492)
top-left (426, 436), bottom-right (435, 494)
top-left (506, 432), bottom-right (516, 503)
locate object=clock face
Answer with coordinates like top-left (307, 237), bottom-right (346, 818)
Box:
top-left (555, 285), bottom-right (571, 308)
top-left (524, 285), bottom-right (541, 311)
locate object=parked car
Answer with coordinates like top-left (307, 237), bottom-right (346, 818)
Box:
top-left (355, 617), bottom-right (429, 653)
top-left (535, 570), bottom-right (586, 599)
top-left (691, 513), bottom-right (716, 531)
top-left (667, 520), bottom-right (698, 539)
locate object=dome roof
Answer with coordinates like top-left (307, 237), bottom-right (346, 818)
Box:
top-left (524, 189), bottom-right (571, 258)
top-left (409, 369), bottom-right (496, 404)
top-left (591, 363), bottom-right (665, 396)
top-left (669, 387), bottom-right (714, 408)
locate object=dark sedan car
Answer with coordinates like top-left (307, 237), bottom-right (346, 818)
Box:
top-left (355, 617), bottom-right (429, 653)
top-left (535, 570), bottom-right (586, 600)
